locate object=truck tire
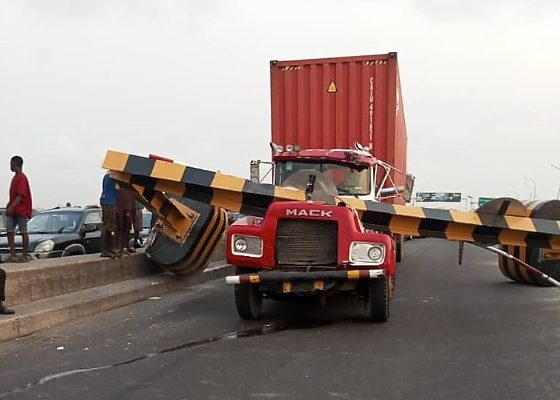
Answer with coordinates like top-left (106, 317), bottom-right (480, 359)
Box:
top-left (234, 267), bottom-right (263, 320)
top-left (366, 275), bottom-right (389, 322)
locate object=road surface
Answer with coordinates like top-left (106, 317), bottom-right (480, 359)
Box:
top-left (1, 239), bottom-right (560, 399)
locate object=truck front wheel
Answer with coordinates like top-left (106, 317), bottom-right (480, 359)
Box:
top-left (234, 267), bottom-right (263, 319)
top-left (365, 275), bottom-right (389, 322)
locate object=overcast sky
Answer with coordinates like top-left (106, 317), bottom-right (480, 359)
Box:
top-left (1, 0), bottom-right (560, 209)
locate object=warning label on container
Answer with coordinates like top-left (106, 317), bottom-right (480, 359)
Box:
top-left (327, 80), bottom-right (337, 93)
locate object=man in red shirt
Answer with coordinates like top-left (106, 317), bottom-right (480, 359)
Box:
top-left (5, 156), bottom-right (33, 263)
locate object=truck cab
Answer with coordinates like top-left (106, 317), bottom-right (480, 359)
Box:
top-left (226, 144), bottom-right (404, 322)
top-left (226, 200), bottom-right (395, 322)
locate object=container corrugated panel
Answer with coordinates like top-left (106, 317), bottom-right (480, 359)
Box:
top-left (270, 53), bottom-right (407, 204)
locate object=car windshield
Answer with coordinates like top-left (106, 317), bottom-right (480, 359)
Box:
top-left (275, 161), bottom-right (371, 196)
top-left (27, 211), bottom-right (82, 234)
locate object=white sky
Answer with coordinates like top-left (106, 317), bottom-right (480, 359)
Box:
top-left (1, 0), bottom-right (560, 209)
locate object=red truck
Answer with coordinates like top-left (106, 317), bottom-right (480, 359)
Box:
top-left (225, 53), bottom-right (410, 321)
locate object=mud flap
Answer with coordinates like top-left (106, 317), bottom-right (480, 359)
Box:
top-left (146, 198), bottom-right (227, 276)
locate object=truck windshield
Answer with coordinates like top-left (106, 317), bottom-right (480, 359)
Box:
top-left (274, 161), bottom-right (370, 196)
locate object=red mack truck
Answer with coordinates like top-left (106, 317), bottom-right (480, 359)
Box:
top-left (225, 52), bottom-right (412, 321)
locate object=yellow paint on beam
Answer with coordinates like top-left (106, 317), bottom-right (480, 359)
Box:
top-left (151, 160), bottom-right (186, 182)
top-left (498, 230), bottom-right (528, 247)
top-left (503, 215), bottom-right (536, 233)
top-left (449, 210), bottom-right (482, 226)
top-left (210, 174), bottom-right (246, 212)
top-left (102, 150), bottom-right (129, 171)
top-left (212, 173), bottom-right (246, 192)
top-left (393, 204), bottom-right (425, 218)
top-left (154, 180), bottom-right (186, 197)
top-left (151, 194), bottom-right (164, 212)
top-left (550, 236), bottom-right (560, 251)
top-left (445, 223), bottom-right (475, 242)
top-left (274, 186), bottom-right (306, 201)
top-left (211, 189), bottom-right (243, 212)
top-left (388, 216), bottom-right (420, 236)
top-left (109, 171), bottom-right (132, 184)
top-left (339, 197), bottom-right (367, 211)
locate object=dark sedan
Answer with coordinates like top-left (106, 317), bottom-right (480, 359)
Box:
top-left (0, 206), bottom-right (102, 263)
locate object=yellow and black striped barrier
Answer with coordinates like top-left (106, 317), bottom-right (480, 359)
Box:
top-left (103, 150), bottom-right (560, 252)
top-left (497, 200), bottom-right (560, 286)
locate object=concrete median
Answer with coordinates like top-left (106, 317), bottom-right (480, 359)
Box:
top-left (0, 240), bottom-right (229, 342)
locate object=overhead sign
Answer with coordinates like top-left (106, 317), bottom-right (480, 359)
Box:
top-left (478, 197), bottom-right (494, 207)
top-left (416, 192), bottom-right (462, 202)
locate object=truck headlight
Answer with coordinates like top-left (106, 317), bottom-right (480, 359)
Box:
top-left (231, 235), bottom-right (262, 257)
top-left (35, 240), bottom-right (55, 253)
top-left (350, 242), bottom-right (385, 265)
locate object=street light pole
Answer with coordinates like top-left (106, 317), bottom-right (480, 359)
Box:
top-left (522, 176), bottom-right (537, 201)
top-left (551, 163), bottom-right (560, 200)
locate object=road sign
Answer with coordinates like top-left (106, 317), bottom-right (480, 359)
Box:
top-left (415, 192), bottom-right (462, 202)
top-left (478, 197), bottom-right (494, 207)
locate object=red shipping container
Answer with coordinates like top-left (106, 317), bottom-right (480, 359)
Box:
top-left (270, 53), bottom-right (407, 202)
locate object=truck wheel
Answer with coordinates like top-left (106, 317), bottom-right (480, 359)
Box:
top-left (234, 267), bottom-right (263, 320)
top-left (366, 275), bottom-right (389, 322)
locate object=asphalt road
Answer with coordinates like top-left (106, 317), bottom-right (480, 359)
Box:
top-left (1, 239), bottom-right (560, 400)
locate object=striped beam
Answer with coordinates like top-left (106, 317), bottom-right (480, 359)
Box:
top-left (103, 150), bottom-right (560, 250)
top-left (103, 150), bottom-right (305, 218)
top-left (110, 171), bottom-right (200, 244)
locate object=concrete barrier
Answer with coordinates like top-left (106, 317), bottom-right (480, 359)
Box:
top-left (3, 253), bottom-right (159, 306)
top-left (0, 239), bottom-right (229, 342)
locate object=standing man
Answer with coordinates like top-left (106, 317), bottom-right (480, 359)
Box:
top-left (0, 268), bottom-right (15, 314)
top-left (132, 200), bottom-right (144, 248)
top-left (116, 185), bottom-right (135, 254)
top-left (6, 156), bottom-right (32, 263)
top-left (100, 172), bottom-right (119, 258)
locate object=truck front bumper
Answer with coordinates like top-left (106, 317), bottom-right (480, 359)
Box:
top-left (225, 269), bottom-right (385, 284)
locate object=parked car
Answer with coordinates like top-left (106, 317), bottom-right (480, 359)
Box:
top-left (0, 208), bottom-right (6, 235)
top-left (0, 206), bottom-right (102, 262)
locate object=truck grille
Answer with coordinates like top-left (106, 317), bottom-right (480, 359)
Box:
top-left (275, 219), bottom-right (338, 266)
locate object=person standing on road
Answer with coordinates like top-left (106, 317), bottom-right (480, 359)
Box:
top-left (116, 185), bottom-right (135, 254)
top-left (100, 172), bottom-right (119, 258)
top-left (5, 155), bottom-right (32, 263)
top-left (0, 268), bottom-right (15, 314)
top-left (132, 200), bottom-right (144, 248)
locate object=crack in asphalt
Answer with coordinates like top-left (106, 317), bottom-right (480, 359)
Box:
top-left (0, 318), bottom-right (332, 398)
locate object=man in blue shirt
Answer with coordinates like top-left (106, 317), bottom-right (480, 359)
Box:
top-left (100, 172), bottom-right (119, 257)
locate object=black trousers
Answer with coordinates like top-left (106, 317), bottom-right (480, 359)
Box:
top-left (0, 268), bottom-right (6, 302)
